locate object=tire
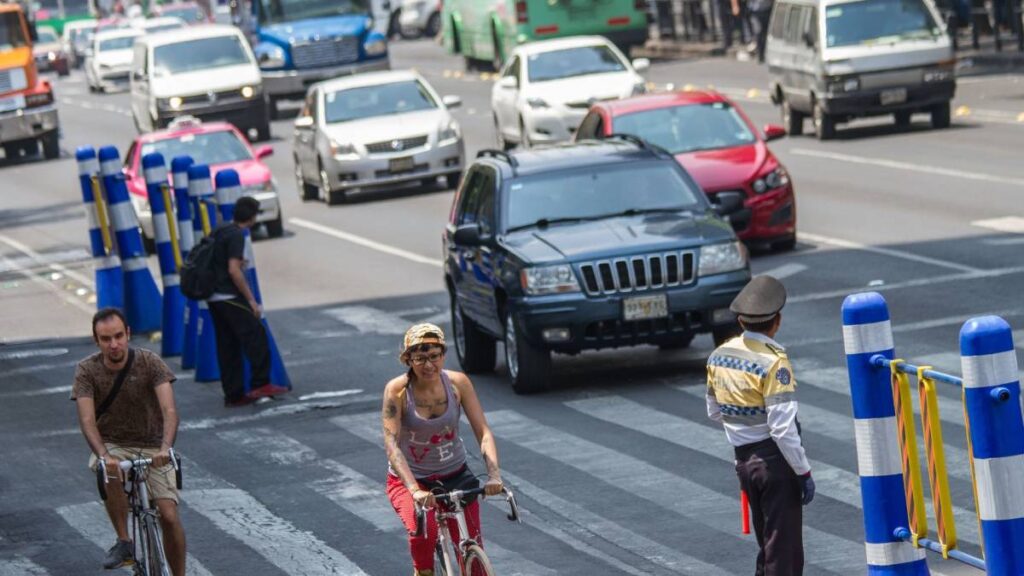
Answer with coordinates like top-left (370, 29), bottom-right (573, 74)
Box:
top-left (519, 117), bottom-right (530, 149)
top-left (445, 171), bottom-right (462, 190)
top-left (426, 12), bottom-right (441, 37)
top-left (931, 101), bottom-right (951, 129)
top-left (464, 544), bottom-right (496, 576)
top-left (255, 119), bottom-right (271, 143)
top-left (268, 97), bottom-right (281, 120)
top-left (812, 99), bottom-right (835, 141)
top-left (41, 131), bottom-right (59, 160)
top-left (781, 96), bottom-right (803, 136)
top-left (265, 213), bottom-right (284, 238)
top-left (894, 111), bottom-right (912, 129)
top-left (320, 163), bottom-right (345, 206)
top-left (451, 296), bottom-right (496, 373)
top-left (773, 233), bottom-right (797, 252)
top-left (504, 310), bottom-right (551, 394)
top-left (657, 334), bottom-right (695, 350)
top-left (712, 324), bottom-right (742, 346)
top-left (294, 159), bottom-right (317, 201)
top-left (144, 517), bottom-right (171, 576)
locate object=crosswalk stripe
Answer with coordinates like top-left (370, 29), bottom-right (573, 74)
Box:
top-left (219, 428), bottom-right (559, 576)
top-left (483, 409), bottom-right (866, 573)
top-left (330, 413), bottom-right (668, 576)
top-left (56, 501), bottom-right (214, 576)
top-left (0, 555), bottom-right (50, 575)
top-left (569, 394), bottom-right (981, 546)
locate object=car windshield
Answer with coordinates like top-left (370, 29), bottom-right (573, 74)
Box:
top-left (153, 35), bottom-right (251, 75)
top-left (324, 80), bottom-right (437, 123)
top-left (505, 161), bottom-right (703, 231)
top-left (74, 28), bottom-right (94, 48)
top-left (140, 130), bottom-right (252, 166)
top-left (98, 35), bottom-right (137, 51)
top-left (825, 0), bottom-right (941, 47)
top-left (527, 45), bottom-right (627, 83)
top-left (0, 12), bottom-right (30, 50)
top-left (37, 29), bottom-right (58, 43)
top-left (160, 6), bottom-right (205, 22)
top-left (614, 102), bottom-right (756, 154)
top-left (259, 0), bottom-right (370, 24)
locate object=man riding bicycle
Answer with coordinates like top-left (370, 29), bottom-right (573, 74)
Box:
top-left (381, 323), bottom-right (504, 576)
top-left (71, 308), bottom-right (185, 575)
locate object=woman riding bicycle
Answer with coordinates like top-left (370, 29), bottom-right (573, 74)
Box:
top-left (382, 323), bottom-right (503, 576)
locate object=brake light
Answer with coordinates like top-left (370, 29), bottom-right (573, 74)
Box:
top-left (516, 0), bottom-right (528, 23)
top-left (608, 16), bottom-right (631, 26)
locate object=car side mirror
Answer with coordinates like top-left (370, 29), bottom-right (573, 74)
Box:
top-left (763, 124), bottom-right (786, 141)
top-left (498, 76), bottom-right (517, 90)
top-left (452, 223), bottom-right (482, 246)
top-left (254, 145), bottom-right (273, 159)
top-left (442, 95), bottom-right (462, 109)
top-left (294, 115), bottom-right (314, 129)
top-left (631, 57), bottom-right (650, 72)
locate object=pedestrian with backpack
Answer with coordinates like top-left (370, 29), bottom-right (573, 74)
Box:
top-left (194, 195), bottom-right (286, 406)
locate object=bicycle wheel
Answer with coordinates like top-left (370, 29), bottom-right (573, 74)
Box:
top-left (143, 516), bottom-right (171, 576)
top-left (463, 544), bottom-right (495, 576)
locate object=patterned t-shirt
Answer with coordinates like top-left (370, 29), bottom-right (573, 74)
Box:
top-left (70, 348), bottom-right (176, 448)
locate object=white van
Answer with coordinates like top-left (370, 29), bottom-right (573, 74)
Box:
top-left (765, 0), bottom-right (956, 139)
top-left (130, 25), bottom-right (271, 141)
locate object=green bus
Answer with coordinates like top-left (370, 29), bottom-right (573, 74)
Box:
top-left (443, 0), bottom-right (648, 69)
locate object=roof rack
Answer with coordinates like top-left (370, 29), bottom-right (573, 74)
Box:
top-left (476, 148), bottom-right (519, 174)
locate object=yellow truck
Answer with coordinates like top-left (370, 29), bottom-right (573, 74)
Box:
top-left (0, 2), bottom-right (60, 160)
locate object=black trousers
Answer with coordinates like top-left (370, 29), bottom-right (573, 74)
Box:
top-left (753, 9), bottom-right (772, 62)
top-left (208, 299), bottom-right (270, 401)
top-left (735, 439), bottom-right (803, 576)
top-left (718, 0), bottom-right (749, 48)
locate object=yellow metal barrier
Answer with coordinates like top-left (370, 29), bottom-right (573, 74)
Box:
top-left (160, 184), bottom-right (182, 270)
top-left (91, 175), bottom-right (113, 255)
top-left (199, 199), bottom-right (213, 237)
top-left (917, 366), bottom-right (957, 557)
top-left (891, 361), bottom-right (928, 545)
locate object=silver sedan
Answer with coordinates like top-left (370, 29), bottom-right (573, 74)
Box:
top-left (293, 70), bottom-right (465, 206)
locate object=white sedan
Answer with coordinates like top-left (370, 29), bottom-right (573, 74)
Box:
top-left (86, 28), bottom-right (142, 93)
top-left (491, 36), bottom-right (649, 149)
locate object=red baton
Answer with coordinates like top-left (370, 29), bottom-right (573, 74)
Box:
top-left (741, 490), bottom-right (750, 534)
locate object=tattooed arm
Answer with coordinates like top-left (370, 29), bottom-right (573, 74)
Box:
top-left (450, 371), bottom-right (503, 496)
top-left (382, 377), bottom-right (434, 506)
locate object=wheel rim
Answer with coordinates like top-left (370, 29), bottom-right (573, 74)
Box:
top-left (782, 101), bottom-right (791, 127)
top-left (494, 118), bottom-right (505, 148)
top-left (453, 302), bottom-right (467, 361)
top-left (505, 314), bottom-right (518, 379)
top-left (294, 162), bottom-right (304, 193)
top-left (319, 168), bottom-right (330, 201)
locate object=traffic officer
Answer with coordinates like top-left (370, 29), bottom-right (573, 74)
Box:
top-left (705, 275), bottom-right (814, 576)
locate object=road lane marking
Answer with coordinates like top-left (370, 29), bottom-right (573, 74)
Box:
top-left (0, 384), bottom-right (71, 398)
top-left (333, 412), bottom-right (730, 576)
top-left (57, 502), bottom-right (214, 576)
top-left (0, 556), bottom-right (50, 575)
top-left (798, 232), bottom-right (980, 273)
top-left (483, 409), bottom-right (866, 573)
top-left (331, 412), bottom-right (675, 573)
top-left (788, 265), bottom-right (1024, 304)
top-left (576, 394), bottom-right (980, 547)
top-left (758, 262), bottom-right (807, 279)
top-left (790, 148), bottom-right (1024, 188)
top-left (0, 251), bottom-right (94, 314)
top-left (323, 305), bottom-right (414, 335)
top-left (296, 389), bottom-right (364, 401)
top-left (289, 218), bottom-right (441, 267)
top-left (972, 216), bottom-right (1024, 234)
top-left (982, 236), bottom-right (1024, 245)
top-left (0, 233), bottom-right (95, 287)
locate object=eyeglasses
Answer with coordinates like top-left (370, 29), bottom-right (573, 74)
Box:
top-left (410, 352), bottom-right (444, 366)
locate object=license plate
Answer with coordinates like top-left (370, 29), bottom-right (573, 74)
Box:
top-left (880, 88), bottom-right (907, 106)
top-left (623, 294), bottom-right (669, 321)
top-left (0, 95), bottom-right (25, 113)
top-left (389, 156), bottom-right (415, 174)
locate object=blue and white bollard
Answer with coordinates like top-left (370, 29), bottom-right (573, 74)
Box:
top-left (142, 152), bottom-right (185, 357)
top-left (98, 145), bottom-right (162, 333)
top-left (959, 317), bottom-right (1024, 574)
top-left (842, 292), bottom-right (928, 576)
top-left (172, 156), bottom-right (198, 369)
top-left (187, 164), bottom-right (220, 383)
top-left (76, 146), bottom-right (123, 310)
top-left (214, 169), bottom-right (292, 392)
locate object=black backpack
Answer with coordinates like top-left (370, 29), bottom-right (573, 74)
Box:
top-left (180, 226), bottom-right (225, 300)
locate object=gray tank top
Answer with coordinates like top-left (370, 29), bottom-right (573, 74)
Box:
top-left (397, 371), bottom-right (467, 478)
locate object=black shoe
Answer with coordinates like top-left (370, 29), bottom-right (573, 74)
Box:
top-left (103, 539), bottom-right (133, 569)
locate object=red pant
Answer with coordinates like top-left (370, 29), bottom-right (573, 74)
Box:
top-left (386, 473), bottom-right (483, 570)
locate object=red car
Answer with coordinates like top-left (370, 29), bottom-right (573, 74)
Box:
top-left (123, 117), bottom-right (282, 250)
top-left (574, 91), bottom-right (796, 250)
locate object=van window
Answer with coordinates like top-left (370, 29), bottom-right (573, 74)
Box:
top-left (769, 4), bottom-right (789, 39)
top-left (783, 6), bottom-right (806, 44)
top-left (806, 7), bottom-right (818, 46)
top-left (824, 0), bottom-right (941, 47)
top-left (153, 35), bottom-right (251, 75)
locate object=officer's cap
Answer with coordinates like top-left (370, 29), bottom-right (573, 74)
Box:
top-left (730, 275), bottom-right (787, 324)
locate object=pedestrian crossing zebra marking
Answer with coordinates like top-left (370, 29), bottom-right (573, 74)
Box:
top-left (0, 555), bottom-right (50, 575)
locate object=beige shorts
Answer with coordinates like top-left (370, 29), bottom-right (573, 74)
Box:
top-left (88, 444), bottom-right (179, 504)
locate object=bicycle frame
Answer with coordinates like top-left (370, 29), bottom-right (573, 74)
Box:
top-left (415, 486), bottom-right (521, 576)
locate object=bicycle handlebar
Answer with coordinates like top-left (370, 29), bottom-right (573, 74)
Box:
top-left (412, 486), bottom-right (521, 537)
top-left (96, 449), bottom-right (181, 501)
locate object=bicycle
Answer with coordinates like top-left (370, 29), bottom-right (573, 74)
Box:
top-left (96, 449), bottom-right (182, 576)
top-left (414, 483), bottom-right (521, 576)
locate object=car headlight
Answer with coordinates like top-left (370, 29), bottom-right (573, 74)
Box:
top-left (526, 97), bottom-right (549, 109)
top-left (169, 96), bottom-right (183, 110)
top-left (827, 77), bottom-right (859, 94)
top-left (256, 44), bottom-right (285, 69)
top-left (365, 39), bottom-right (387, 56)
top-left (631, 81), bottom-right (646, 96)
top-left (698, 241), bottom-right (748, 277)
top-left (438, 120), bottom-right (460, 143)
top-left (520, 265), bottom-right (581, 295)
top-left (330, 139), bottom-right (357, 156)
top-left (47, 51), bottom-right (57, 61)
top-left (751, 167), bottom-right (790, 194)
top-left (240, 85), bottom-right (256, 99)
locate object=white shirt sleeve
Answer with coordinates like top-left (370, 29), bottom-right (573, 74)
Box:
top-left (706, 390), bottom-right (723, 423)
top-left (766, 400), bottom-right (811, 475)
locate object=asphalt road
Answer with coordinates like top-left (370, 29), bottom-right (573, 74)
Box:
top-left (1, 38), bottom-right (1022, 575)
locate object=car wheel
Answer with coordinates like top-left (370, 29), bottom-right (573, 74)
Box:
top-left (712, 324), bottom-right (742, 346)
top-left (451, 296), bottom-right (496, 373)
top-left (41, 131), bottom-right (59, 160)
top-left (294, 159), bottom-right (317, 201)
top-left (773, 233), bottom-right (797, 252)
top-left (426, 12), bottom-right (441, 37)
top-left (445, 172), bottom-right (462, 190)
top-left (320, 163), bottom-right (345, 206)
top-left (3, 143), bottom-right (19, 160)
top-left (265, 212), bottom-right (284, 238)
top-left (931, 102), bottom-right (951, 129)
top-left (894, 111), bottom-right (912, 129)
top-left (268, 97), bottom-right (282, 121)
top-left (781, 96), bottom-right (803, 136)
top-left (812, 99), bottom-right (835, 141)
top-left (504, 310), bottom-right (551, 394)
top-left (255, 120), bottom-right (272, 142)
top-left (657, 334), bottom-right (695, 350)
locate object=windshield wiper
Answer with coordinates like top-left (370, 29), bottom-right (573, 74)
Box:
top-left (591, 207), bottom-right (693, 220)
top-left (506, 216), bottom-right (584, 233)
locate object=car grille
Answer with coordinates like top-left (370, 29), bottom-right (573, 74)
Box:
top-left (0, 67), bottom-right (27, 93)
top-left (292, 37), bottom-right (360, 69)
top-left (578, 251), bottom-right (696, 296)
top-left (365, 135), bottom-right (429, 154)
top-left (180, 88), bottom-right (243, 106)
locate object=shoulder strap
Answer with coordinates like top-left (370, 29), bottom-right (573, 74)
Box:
top-left (95, 349), bottom-right (135, 420)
